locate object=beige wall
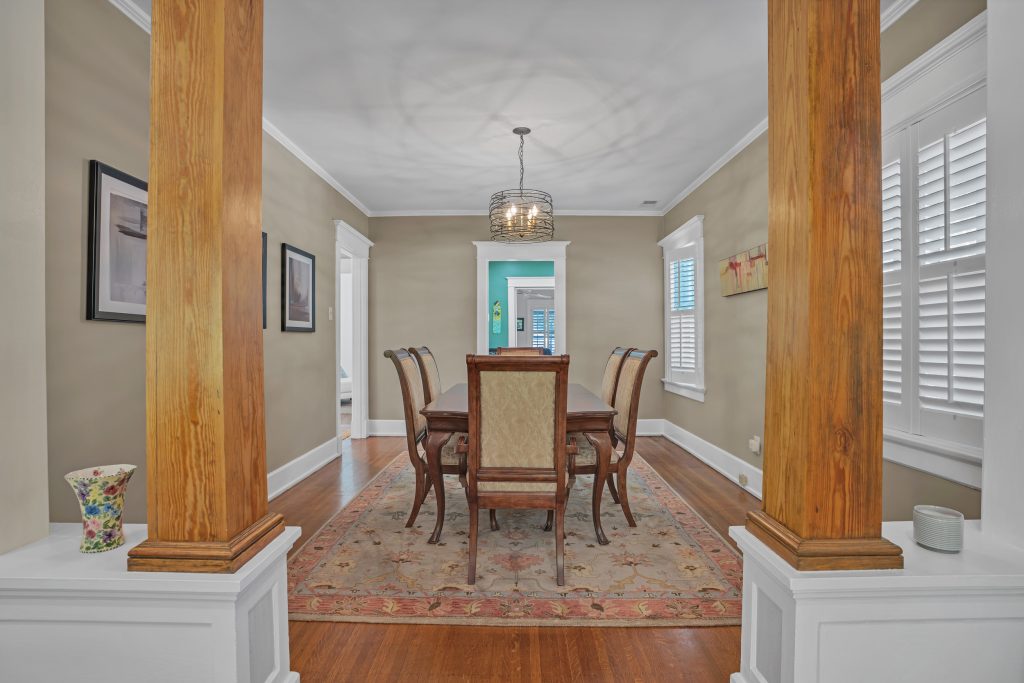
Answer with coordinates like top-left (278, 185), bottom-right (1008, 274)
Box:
top-left (368, 215), bottom-right (664, 423)
top-left (263, 136), bottom-right (368, 472)
top-left (661, 133), bottom-right (770, 465)
top-left (44, 0), bottom-right (367, 523)
top-left (658, 0), bottom-right (985, 518)
top-left (0, 0), bottom-right (50, 554)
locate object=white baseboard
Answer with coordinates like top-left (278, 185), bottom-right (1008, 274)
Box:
top-left (636, 418), bottom-right (666, 437)
top-left (267, 437), bottom-right (341, 500)
top-left (657, 419), bottom-right (763, 499)
top-left (367, 419), bottom-right (405, 437)
top-left (363, 417), bottom-right (762, 499)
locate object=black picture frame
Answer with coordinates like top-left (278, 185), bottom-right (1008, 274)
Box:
top-left (516, 317), bottom-right (525, 332)
top-left (262, 232), bottom-right (268, 330)
top-left (281, 243), bottom-right (316, 332)
top-left (87, 160), bottom-right (148, 323)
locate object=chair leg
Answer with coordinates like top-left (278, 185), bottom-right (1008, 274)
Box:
top-left (543, 510), bottom-right (554, 532)
top-left (617, 467), bottom-right (637, 527)
top-left (406, 469), bottom-right (426, 528)
top-left (420, 474), bottom-right (433, 504)
top-left (554, 505), bottom-right (566, 586)
top-left (489, 509), bottom-right (500, 531)
top-left (468, 502), bottom-right (479, 585)
top-left (606, 473), bottom-right (620, 504)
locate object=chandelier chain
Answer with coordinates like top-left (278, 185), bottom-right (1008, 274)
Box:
top-left (518, 133), bottom-right (525, 193)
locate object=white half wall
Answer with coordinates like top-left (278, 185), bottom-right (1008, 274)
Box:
top-left (0, 0), bottom-right (49, 554)
top-left (981, 0), bottom-right (1024, 549)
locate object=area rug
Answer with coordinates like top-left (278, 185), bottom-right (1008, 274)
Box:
top-left (287, 453), bottom-right (742, 626)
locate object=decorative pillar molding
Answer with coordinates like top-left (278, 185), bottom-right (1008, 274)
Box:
top-left (128, 0), bottom-right (283, 572)
top-left (746, 0), bottom-right (903, 570)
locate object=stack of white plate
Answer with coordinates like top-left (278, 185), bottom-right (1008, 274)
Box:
top-left (913, 505), bottom-right (964, 553)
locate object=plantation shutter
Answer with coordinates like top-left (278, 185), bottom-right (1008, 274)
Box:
top-left (882, 158), bottom-right (903, 405)
top-left (531, 308), bottom-right (555, 352)
top-left (915, 116), bottom-right (986, 419)
top-left (668, 255), bottom-right (697, 373)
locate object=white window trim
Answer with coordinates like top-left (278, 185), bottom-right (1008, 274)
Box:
top-left (659, 215), bottom-right (705, 402)
top-left (879, 12), bottom-right (987, 489)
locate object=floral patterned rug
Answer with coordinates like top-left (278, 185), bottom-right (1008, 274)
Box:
top-left (287, 453), bottom-right (742, 627)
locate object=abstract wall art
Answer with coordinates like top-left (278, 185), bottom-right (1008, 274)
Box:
top-left (719, 243), bottom-right (768, 296)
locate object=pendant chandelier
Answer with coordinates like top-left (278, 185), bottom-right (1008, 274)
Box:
top-left (489, 127), bottom-right (554, 243)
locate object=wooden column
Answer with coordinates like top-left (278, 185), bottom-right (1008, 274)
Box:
top-left (746, 0), bottom-right (903, 570)
top-left (128, 0), bottom-right (283, 573)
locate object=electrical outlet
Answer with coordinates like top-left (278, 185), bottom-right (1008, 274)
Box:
top-left (748, 435), bottom-right (762, 456)
top-left (738, 473), bottom-right (749, 487)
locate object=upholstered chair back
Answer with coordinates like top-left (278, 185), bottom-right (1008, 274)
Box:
top-left (466, 355), bottom-right (569, 493)
top-left (409, 346), bottom-right (442, 405)
top-left (383, 349), bottom-right (427, 456)
top-left (495, 347), bottom-right (545, 356)
top-left (612, 349), bottom-right (658, 441)
top-left (600, 347), bottom-right (635, 407)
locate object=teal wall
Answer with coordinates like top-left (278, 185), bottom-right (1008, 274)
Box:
top-left (487, 260), bottom-right (554, 350)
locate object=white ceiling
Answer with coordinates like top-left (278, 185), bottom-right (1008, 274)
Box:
top-left (127, 0), bottom-right (905, 215)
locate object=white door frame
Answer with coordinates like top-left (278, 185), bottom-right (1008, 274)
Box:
top-left (335, 220), bottom-right (373, 440)
top-left (506, 276), bottom-right (556, 347)
top-left (473, 241), bottom-right (569, 354)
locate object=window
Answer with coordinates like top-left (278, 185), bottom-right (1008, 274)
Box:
top-left (531, 308), bottom-right (555, 353)
top-left (882, 87), bottom-right (986, 456)
top-left (659, 215), bottom-right (704, 401)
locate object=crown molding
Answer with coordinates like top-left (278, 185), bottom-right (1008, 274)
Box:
top-left (881, 0), bottom-right (921, 32)
top-left (659, 117), bottom-right (768, 216)
top-left (106, 0), bottom-right (374, 218)
top-left (109, 0), bottom-right (945, 223)
top-left (261, 119), bottom-right (373, 216)
top-left (882, 11), bottom-right (986, 102)
top-left (657, 1), bottom-right (968, 218)
top-left (107, 0), bottom-right (149, 31)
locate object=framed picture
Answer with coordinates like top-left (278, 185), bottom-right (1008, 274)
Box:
top-left (516, 317), bottom-right (525, 332)
top-left (262, 232), bottom-right (268, 330)
top-left (719, 243), bottom-right (768, 296)
top-left (282, 243), bottom-right (315, 332)
top-left (87, 161), bottom-right (148, 322)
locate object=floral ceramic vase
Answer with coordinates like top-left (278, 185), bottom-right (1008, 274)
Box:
top-left (65, 465), bottom-right (136, 553)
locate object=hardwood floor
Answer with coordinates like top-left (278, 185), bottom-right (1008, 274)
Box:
top-left (272, 436), bottom-right (760, 682)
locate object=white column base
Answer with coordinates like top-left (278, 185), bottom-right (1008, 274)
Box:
top-left (730, 521), bottom-right (1024, 683)
top-left (0, 523), bottom-right (301, 683)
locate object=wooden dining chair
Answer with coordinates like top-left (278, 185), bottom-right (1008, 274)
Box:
top-left (569, 349), bottom-right (657, 527)
top-left (384, 349), bottom-right (468, 528)
top-left (563, 346), bottom-right (633, 509)
top-left (408, 346), bottom-right (442, 405)
top-left (463, 354), bottom-right (573, 585)
top-left (495, 347), bottom-right (545, 356)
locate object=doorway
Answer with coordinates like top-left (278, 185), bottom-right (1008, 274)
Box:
top-left (506, 277), bottom-right (556, 352)
top-left (335, 220), bottom-right (373, 441)
top-left (473, 240), bottom-right (569, 354)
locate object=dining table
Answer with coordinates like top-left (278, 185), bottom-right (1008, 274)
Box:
top-left (420, 382), bottom-right (617, 546)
